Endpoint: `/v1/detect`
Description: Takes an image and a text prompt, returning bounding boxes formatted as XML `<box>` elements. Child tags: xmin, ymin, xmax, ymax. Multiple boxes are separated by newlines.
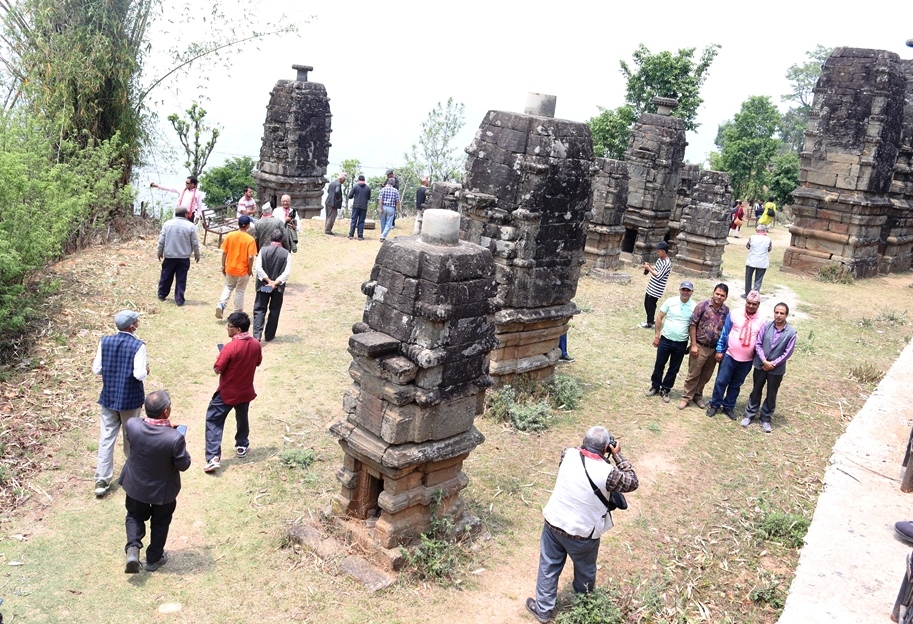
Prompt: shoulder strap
<box><xmin>579</xmin><ymin>451</ymin><xmax>611</xmax><ymax>509</ymax></box>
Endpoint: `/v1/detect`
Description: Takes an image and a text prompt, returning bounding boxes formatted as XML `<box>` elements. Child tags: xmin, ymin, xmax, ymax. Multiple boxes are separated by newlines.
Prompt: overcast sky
<box><xmin>139</xmin><ymin>0</ymin><xmax>913</xmax><ymax>200</ymax></box>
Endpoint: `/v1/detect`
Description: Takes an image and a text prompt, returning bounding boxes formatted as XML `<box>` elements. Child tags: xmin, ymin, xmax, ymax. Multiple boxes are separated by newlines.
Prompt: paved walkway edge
<box><xmin>779</xmin><ymin>337</ymin><xmax>913</xmax><ymax>623</ymax></box>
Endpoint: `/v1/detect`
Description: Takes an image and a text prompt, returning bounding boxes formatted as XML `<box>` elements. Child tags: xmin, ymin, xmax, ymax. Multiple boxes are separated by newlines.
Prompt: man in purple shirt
<box><xmin>679</xmin><ymin>284</ymin><xmax>729</xmax><ymax>410</ymax></box>
<box><xmin>742</xmin><ymin>302</ymin><xmax>798</xmax><ymax>433</ymax></box>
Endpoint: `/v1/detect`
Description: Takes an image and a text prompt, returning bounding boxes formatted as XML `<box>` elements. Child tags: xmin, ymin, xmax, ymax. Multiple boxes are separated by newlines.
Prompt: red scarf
<box><xmin>145</xmin><ymin>417</ymin><xmax>174</xmax><ymax>428</ymax></box>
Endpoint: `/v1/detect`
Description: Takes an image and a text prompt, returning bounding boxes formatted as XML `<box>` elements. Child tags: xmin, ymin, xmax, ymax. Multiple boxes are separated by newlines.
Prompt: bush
<box><xmin>508</xmin><ymin>401</ymin><xmax>552</xmax><ymax>432</ymax></box>
<box><xmin>278</xmin><ymin>449</ymin><xmax>315</xmax><ymax>469</ymax></box>
<box><xmin>749</xmin><ymin>582</ymin><xmax>786</xmax><ymax>609</ymax></box>
<box><xmin>556</xmin><ymin>588</ymin><xmax>624</xmax><ymax>624</ymax></box>
<box><xmin>402</xmin><ymin>490</ymin><xmax>469</xmax><ymax>583</ymax></box>
<box><xmin>849</xmin><ymin>363</ymin><xmax>885</xmax><ymax>385</ymax></box>
<box><xmin>816</xmin><ymin>264</ymin><xmax>854</xmax><ymax>284</ymax></box>
<box><xmin>546</xmin><ymin>374</ymin><xmax>585</xmax><ymax>410</ymax></box>
<box><xmin>485</xmin><ymin>374</ymin><xmax>585</xmax><ymax>432</ymax></box>
<box><xmin>755</xmin><ymin>510</ymin><xmax>810</xmax><ymax>549</ymax></box>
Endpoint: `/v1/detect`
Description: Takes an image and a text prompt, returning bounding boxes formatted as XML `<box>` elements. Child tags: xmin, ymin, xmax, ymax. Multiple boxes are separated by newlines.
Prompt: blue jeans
<box><xmin>559</xmin><ymin>334</ymin><xmax>569</xmax><ymax>358</ymax></box>
<box><xmin>534</xmin><ymin>523</ymin><xmax>601</xmax><ymax>615</ymax></box>
<box><xmin>348</xmin><ymin>208</ymin><xmax>366</xmax><ymax>238</ymax></box>
<box><xmin>204</xmin><ymin>390</ymin><xmax>250</xmax><ymax>461</ymax></box>
<box><xmin>650</xmin><ymin>336</ymin><xmax>688</xmax><ymax>391</ymax></box>
<box><xmin>709</xmin><ymin>354</ymin><xmax>753</xmax><ymax>409</ymax></box>
<box><xmin>379</xmin><ymin>206</ymin><xmax>395</xmax><ymax>239</ymax></box>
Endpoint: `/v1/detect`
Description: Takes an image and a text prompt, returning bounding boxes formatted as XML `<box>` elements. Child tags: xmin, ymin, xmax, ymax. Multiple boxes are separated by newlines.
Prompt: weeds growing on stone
<box><xmin>816</xmin><ymin>264</ymin><xmax>854</xmax><ymax>284</ymax></box>
<box><xmin>402</xmin><ymin>490</ymin><xmax>470</xmax><ymax>584</ymax></box>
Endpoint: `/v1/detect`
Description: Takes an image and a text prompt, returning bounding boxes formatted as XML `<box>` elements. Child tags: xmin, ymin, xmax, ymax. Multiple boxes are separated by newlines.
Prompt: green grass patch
<box><xmin>278</xmin><ymin>448</ymin><xmax>315</xmax><ymax>469</ymax></box>
<box><xmin>755</xmin><ymin>510</ymin><xmax>810</xmax><ymax>548</ymax></box>
<box><xmin>556</xmin><ymin>587</ymin><xmax>624</xmax><ymax>624</ymax></box>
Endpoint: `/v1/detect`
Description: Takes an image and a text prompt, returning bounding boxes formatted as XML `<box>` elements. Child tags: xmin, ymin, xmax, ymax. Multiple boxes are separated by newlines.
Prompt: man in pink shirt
<box><xmin>151</xmin><ymin>176</ymin><xmax>205</xmax><ymax>221</ymax></box>
<box><xmin>706</xmin><ymin>291</ymin><xmax>764</xmax><ymax>420</ymax></box>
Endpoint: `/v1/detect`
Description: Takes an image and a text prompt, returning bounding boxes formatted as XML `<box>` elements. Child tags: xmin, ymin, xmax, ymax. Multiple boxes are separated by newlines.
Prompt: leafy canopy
<box><xmin>199</xmin><ymin>156</ymin><xmax>256</xmax><ymax>206</ymax></box>
<box><xmin>711</xmin><ymin>96</ymin><xmax>782</xmax><ymax>202</ymax></box>
<box><xmin>403</xmin><ymin>98</ymin><xmax>466</xmax><ymax>184</ymax></box>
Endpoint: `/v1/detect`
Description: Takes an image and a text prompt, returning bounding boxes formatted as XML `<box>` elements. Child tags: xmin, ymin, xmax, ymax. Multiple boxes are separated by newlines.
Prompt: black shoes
<box><xmin>706</xmin><ymin>406</ymin><xmax>718</xmax><ymax>417</ymax></box>
<box><xmin>145</xmin><ymin>551</ymin><xmax>168</xmax><ymax>572</ymax></box>
<box><xmin>646</xmin><ymin>387</ymin><xmax>659</xmax><ymax>397</ymax></box>
<box><xmin>525</xmin><ymin>598</ymin><xmax>552</xmax><ymax>623</ymax></box>
<box><xmin>723</xmin><ymin>407</ymin><xmax>737</xmax><ymax>421</ymax></box>
<box><xmin>125</xmin><ymin>546</ymin><xmax>140</xmax><ymax>573</ymax></box>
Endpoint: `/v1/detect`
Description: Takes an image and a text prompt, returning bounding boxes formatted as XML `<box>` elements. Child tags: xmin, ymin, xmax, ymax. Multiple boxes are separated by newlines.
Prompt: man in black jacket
<box><xmin>253</xmin><ymin>228</ymin><xmax>292</xmax><ymax>342</ymax></box>
<box><xmin>347</xmin><ymin>175</ymin><xmax>371</xmax><ymax>240</ymax></box>
<box><xmin>119</xmin><ymin>390</ymin><xmax>191</xmax><ymax>573</ymax></box>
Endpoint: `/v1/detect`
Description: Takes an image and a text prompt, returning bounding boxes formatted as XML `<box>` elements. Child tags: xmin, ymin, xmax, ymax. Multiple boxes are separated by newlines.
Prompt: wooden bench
<box><xmin>199</xmin><ymin>204</ymin><xmax>238</xmax><ymax>246</ymax></box>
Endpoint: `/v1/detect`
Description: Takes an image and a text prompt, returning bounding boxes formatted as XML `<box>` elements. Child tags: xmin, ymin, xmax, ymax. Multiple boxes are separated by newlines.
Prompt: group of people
<box><xmin>728</xmin><ymin>197</ymin><xmax>778</xmax><ymax>238</ymax></box>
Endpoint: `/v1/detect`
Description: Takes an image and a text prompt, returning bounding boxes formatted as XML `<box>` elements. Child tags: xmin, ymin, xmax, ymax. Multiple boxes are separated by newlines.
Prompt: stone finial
<box><xmin>652</xmin><ymin>97</ymin><xmax>679</xmax><ymax>116</ymax></box>
<box><xmin>524</xmin><ymin>93</ymin><xmax>557</xmax><ymax>118</ymax></box>
<box><xmin>293</xmin><ymin>64</ymin><xmax>314</xmax><ymax>82</ymax></box>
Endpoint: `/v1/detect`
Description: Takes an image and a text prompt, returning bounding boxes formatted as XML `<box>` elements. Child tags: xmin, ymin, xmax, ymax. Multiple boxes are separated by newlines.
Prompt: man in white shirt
<box><xmin>236</xmin><ymin>186</ymin><xmax>257</xmax><ymax>219</ymax></box>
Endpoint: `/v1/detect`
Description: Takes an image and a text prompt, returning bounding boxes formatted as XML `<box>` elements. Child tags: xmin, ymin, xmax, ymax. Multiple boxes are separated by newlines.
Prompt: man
<box><xmin>251</xmin><ymin>204</ymin><xmax>291</xmax><ymax>253</ymax></box>
<box><xmin>745</xmin><ymin>224</ymin><xmax>773</xmax><ymax>297</ymax></box>
<box><xmin>526</xmin><ymin>426</ymin><xmax>638</xmax><ymax>623</ymax></box>
<box><xmin>119</xmin><ymin>390</ymin><xmax>191</xmax><ymax>573</ymax></box>
<box><xmin>151</xmin><ymin>176</ymin><xmax>204</xmax><ymax>221</ymax></box>
<box><xmin>274</xmin><ymin>193</ymin><xmax>293</xmax><ymax>224</ymax></box>
<box><xmin>759</xmin><ymin>196</ymin><xmax>777</xmax><ymax>228</ymax></box>
<box><xmin>385</xmin><ymin>169</ymin><xmax>400</xmax><ymax>227</ymax></box>
<box><xmin>236</xmin><ymin>186</ymin><xmax>257</xmax><ymax>219</ymax></box>
<box><xmin>413</xmin><ymin>177</ymin><xmax>429</xmax><ymax>235</ymax></box>
<box><xmin>204</xmin><ymin>312</ymin><xmax>261</xmax><ymax>473</ymax></box>
<box><xmin>640</xmin><ymin>241</ymin><xmax>672</xmax><ymax>329</ymax></box>
<box><xmin>215</xmin><ymin>215</ymin><xmax>257</xmax><ymax>319</ymax></box>
<box><xmin>378</xmin><ymin>177</ymin><xmax>400</xmax><ymax>242</ymax></box>
<box><xmin>253</xmin><ymin>228</ymin><xmax>292</xmax><ymax>342</ymax></box>
<box><xmin>646</xmin><ymin>281</ymin><xmax>695</xmax><ymax>403</ymax></box>
<box><xmin>347</xmin><ymin>175</ymin><xmax>371</xmax><ymax>240</ymax></box>
<box><xmin>92</xmin><ymin>310</ymin><xmax>148</xmax><ymax>497</ymax></box>
<box><xmin>706</xmin><ymin>291</ymin><xmax>764</xmax><ymax>420</ymax></box>
<box><xmin>157</xmin><ymin>207</ymin><xmax>200</xmax><ymax>306</ymax></box>
<box><xmin>678</xmin><ymin>284</ymin><xmax>730</xmax><ymax>410</ymax></box>
<box><xmin>324</xmin><ymin>173</ymin><xmax>346</xmax><ymax>235</ymax></box>
<box><xmin>742</xmin><ymin>303</ymin><xmax>797</xmax><ymax>433</ymax></box>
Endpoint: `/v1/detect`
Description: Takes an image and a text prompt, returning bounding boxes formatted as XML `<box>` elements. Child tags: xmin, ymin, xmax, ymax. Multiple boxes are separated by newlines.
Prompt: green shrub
<box><xmin>486</xmin><ymin>386</ymin><xmax>516</xmax><ymax>423</ymax></box>
<box><xmin>755</xmin><ymin>510</ymin><xmax>810</xmax><ymax>548</ymax></box>
<box><xmin>485</xmin><ymin>374</ymin><xmax>584</xmax><ymax>432</ymax></box>
<box><xmin>509</xmin><ymin>401</ymin><xmax>552</xmax><ymax>432</ymax></box>
<box><xmin>278</xmin><ymin>449</ymin><xmax>315</xmax><ymax>469</ymax></box>
<box><xmin>556</xmin><ymin>588</ymin><xmax>624</xmax><ymax>624</ymax></box>
<box><xmin>815</xmin><ymin>264</ymin><xmax>854</xmax><ymax>284</ymax></box>
<box><xmin>402</xmin><ymin>490</ymin><xmax>468</xmax><ymax>583</ymax></box>
<box><xmin>749</xmin><ymin>582</ymin><xmax>786</xmax><ymax>609</ymax></box>
<box><xmin>546</xmin><ymin>374</ymin><xmax>584</xmax><ymax>410</ymax></box>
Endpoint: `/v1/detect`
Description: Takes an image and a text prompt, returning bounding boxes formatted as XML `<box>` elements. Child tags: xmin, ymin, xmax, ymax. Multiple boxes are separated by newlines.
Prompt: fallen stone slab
<box><xmin>339</xmin><ymin>555</ymin><xmax>395</xmax><ymax>592</ymax></box>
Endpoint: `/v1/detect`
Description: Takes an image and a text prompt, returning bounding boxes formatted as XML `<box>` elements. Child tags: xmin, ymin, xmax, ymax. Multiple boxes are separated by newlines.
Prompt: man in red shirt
<box><xmin>204</xmin><ymin>311</ymin><xmax>262</xmax><ymax>473</ymax></box>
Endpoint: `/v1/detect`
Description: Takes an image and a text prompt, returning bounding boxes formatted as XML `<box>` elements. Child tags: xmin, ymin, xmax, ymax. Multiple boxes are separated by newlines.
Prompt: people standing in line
<box><xmin>92</xmin><ymin>310</ymin><xmax>148</xmax><ymax>497</ymax></box>
<box><xmin>678</xmin><ymin>284</ymin><xmax>730</xmax><ymax>410</ymax></box>
<box><xmin>742</xmin><ymin>303</ymin><xmax>797</xmax><ymax>433</ymax></box>
<box><xmin>525</xmin><ymin>426</ymin><xmax>638</xmax><ymax>623</ymax></box>
<box><xmin>706</xmin><ymin>291</ymin><xmax>764</xmax><ymax>420</ymax></box>
<box><xmin>252</xmin><ymin>228</ymin><xmax>292</xmax><ymax>343</ymax></box>
<box><xmin>215</xmin><ymin>215</ymin><xmax>257</xmax><ymax>319</ymax></box>
<box><xmin>157</xmin><ymin>207</ymin><xmax>200</xmax><ymax>306</ymax></box>
<box><xmin>150</xmin><ymin>176</ymin><xmax>204</xmax><ymax>222</ymax></box>
<box><xmin>729</xmin><ymin>200</ymin><xmax>745</xmax><ymax>237</ymax></box>
<box><xmin>347</xmin><ymin>175</ymin><xmax>371</xmax><ymax>240</ymax></box>
<box><xmin>251</xmin><ymin>203</ymin><xmax>291</xmax><ymax>253</ymax></box>
<box><xmin>120</xmin><ymin>390</ymin><xmax>191</xmax><ymax>573</ymax></box>
<box><xmin>236</xmin><ymin>186</ymin><xmax>257</xmax><ymax>219</ymax></box>
<box><xmin>413</xmin><ymin>177</ymin><xmax>429</xmax><ymax>235</ymax></box>
<box><xmin>759</xmin><ymin>196</ymin><xmax>777</xmax><ymax>228</ymax></box>
<box><xmin>646</xmin><ymin>281</ymin><xmax>696</xmax><ymax>403</ymax></box>
<box><xmin>324</xmin><ymin>173</ymin><xmax>346</xmax><ymax>236</ymax></box>
<box><xmin>640</xmin><ymin>241</ymin><xmax>672</xmax><ymax>329</ymax></box>
<box><xmin>745</xmin><ymin>224</ymin><xmax>773</xmax><ymax>297</ymax></box>
<box><xmin>378</xmin><ymin>178</ymin><xmax>401</xmax><ymax>242</ymax></box>
<box><xmin>203</xmin><ymin>312</ymin><xmax>261</xmax><ymax>473</ymax></box>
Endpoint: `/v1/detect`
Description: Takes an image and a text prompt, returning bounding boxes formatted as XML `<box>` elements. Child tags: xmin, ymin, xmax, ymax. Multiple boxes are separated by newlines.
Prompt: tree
<box><xmin>199</xmin><ymin>156</ymin><xmax>256</xmax><ymax>206</ymax></box>
<box><xmin>779</xmin><ymin>46</ymin><xmax>834</xmax><ymax>153</ymax></box>
<box><xmin>768</xmin><ymin>152</ymin><xmax>800</xmax><ymax>207</ymax></box>
<box><xmin>589</xmin><ymin>43</ymin><xmax>720</xmax><ymax>159</ymax></box>
<box><xmin>338</xmin><ymin>158</ymin><xmax>361</xmax><ymax>215</ymax></box>
<box><xmin>403</xmin><ymin>98</ymin><xmax>466</xmax><ymax>184</ymax></box>
<box><xmin>712</xmin><ymin>96</ymin><xmax>782</xmax><ymax>201</ymax></box>
<box><xmin>168</xmin><ymin>102</ymin><xmax>220</xmax><ymax>178</ymax></box>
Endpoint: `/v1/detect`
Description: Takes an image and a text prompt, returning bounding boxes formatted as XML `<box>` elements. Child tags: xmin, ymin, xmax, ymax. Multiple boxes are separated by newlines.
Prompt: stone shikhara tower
<box><xmin>330</xmin><ymin>210</ymin><xmax>498</xmax><ymax>552</ymax></box>
<box><xmin>256</xmin><ymin>65</ymin><xmax>331</xmax><ymax>222</ymax></box>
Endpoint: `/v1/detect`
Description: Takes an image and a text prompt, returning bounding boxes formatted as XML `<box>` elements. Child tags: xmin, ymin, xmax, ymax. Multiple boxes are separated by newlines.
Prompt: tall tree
<box><xmin>168</xmin><ymin>102</ymin><xmax>220</xmax><ymax>178</ymax></box>
<box><xmin>403</xmin><ymin>98</ymin><xmax>466</xmax><ymax>184</ymax></box>
<box><xmin>768</xmin><ymin>151</ymin><xmax>800</xmax><ymax>207</ymax></box>
<box><xmin>199</xmin><ymin>156</ymin><xmax>256</xmax><ymax>206</ymax></box>
<box><xmin>338</xmin><ymin>158</ymin><xmax>361</xmax><ymax>215</ymax></box>
<box><xmin>711</xmin><ymin>96</ymin><xmax>782</xmax><ymax>202</ymax></box>
<box><xmin>589</xmin><ymin>43</ymin><xmax>720</xmax><ymax>159</ymax></box>
<box><xmin>780</xmin><ymin>45</ymin><xmax>833</xmax><ymax>153</ymax></box>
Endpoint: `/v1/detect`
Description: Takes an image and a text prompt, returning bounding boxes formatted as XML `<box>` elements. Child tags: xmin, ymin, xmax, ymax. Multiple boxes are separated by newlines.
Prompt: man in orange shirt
<box><xmin>215</xmin><ymin>215</ymin><xmax>257</xmax><ymax>319</ymax></box>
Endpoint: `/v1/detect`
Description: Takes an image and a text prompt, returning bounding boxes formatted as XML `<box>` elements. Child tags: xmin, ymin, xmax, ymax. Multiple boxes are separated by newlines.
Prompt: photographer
<box><xmin>526</xmin><ymin>426</ymin><xmax>638</xmax><ymax>623</ymax></box>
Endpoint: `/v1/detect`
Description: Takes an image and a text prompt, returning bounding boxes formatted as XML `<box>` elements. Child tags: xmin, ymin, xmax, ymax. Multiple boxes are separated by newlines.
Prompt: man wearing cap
<box><xmin>646</xmin><ymin>281</ymin><xmax>696</xmax><ymax>403</ymax></box>
<box><xmin>251</xmin><ymin>203</ymin><xmax>291</xmax><ymax>253</ymax></box>
<box><xmin>215</xmin><ymin>215</ymin><xmax>257</xmax><ymax>319</ymax></box>
<box><xmin>347</xmin><ymin>175</ymin><xmax>371</xmax><ymax>240</ymax></box>
<box><xmin>706</xmin><ymin>291</ymin><xmax>764</xmax><ymax>420</ymax></box>
<box><xmin>742</xmin><ymin>302</ymin><xmax>797</xmax><ymax>433</ymax></box>
<box><xmin>413</xmin><ymin>177</ymin><xmax>429</xmax><ymax>235</ymax></box>
<box><xmin>236</xmin><ymin>186</ymin><xmax>257</xmax><ymax>219</ymax></box>
<box><xmin>91</xmin><ymin>310</ymin><xmax>148</xmax><ymax>497</ymax></box>
<box><xmin>378</xmin><ymin>178</ymin><xmax>401</xmax><ymax>242</ymax></box>
<box><xmin>157</xmin><ymin>207</ymin><xmax>201</xmax><ymax>306</ymax></box>
<box><xmin>324</xmin><ymin>173</ymin><xmax>346</xmax><ymax>235</ymax></box>
<box><xmin>640</xmin><ymin>242</ymin><xmax>672</xmax><ymax>329</ymax></box>
<box><xmin>744</xmin><ymin>225</ymin><xmax>773</xmax><ymax>297</ymax></box>
<box><xmin>679</xmin><ymin>283</ymin><xmax>730</xmax><ymax>410</ymax></box>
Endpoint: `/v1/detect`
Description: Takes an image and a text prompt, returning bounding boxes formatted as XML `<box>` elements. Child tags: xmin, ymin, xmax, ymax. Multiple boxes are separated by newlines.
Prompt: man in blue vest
<box><xmin>742</xmin><ymin>302</ymin><xmax>798</xmax><ymax>433</ymax></box>
<box><xmin>92</xmin><ymin>310</ymin><xmax>148</xmax><ymax>497</ymax></box>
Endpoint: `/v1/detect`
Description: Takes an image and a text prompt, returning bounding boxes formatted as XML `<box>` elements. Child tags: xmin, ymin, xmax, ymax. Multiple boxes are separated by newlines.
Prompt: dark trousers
<box><xmin>349</xmin><ymin>208</ymin><xmax>367</xmax><ymax>238</ymax></box>
<box><xmin>744</xmin><ymin>368</ymin><xmax>784</xmax><ymax>423</ymax></box>
<box><xmin>644</xmin><ymin>294</ymin><xmax>659</xmax><ymax>324</ymax></box>
<box><xmin>650</xmin><ymin>336</ymin><xmax>688</xmax><ymax>391</ymax></box>
<box><xmin>710</xmin><ymin>354</ymin><xmax>754</xmax><ymax>409</ymax></box>
<box><xmin>325</xmin><ymin>207</ymin><xmax>338</xmax><ymax>233</ymax></box>
<box><xmin>253</xmin><ymin>283</ymin><xmax>284</xmax><ymax>341</ymax></box>
<box><xmin>158</xmin><ymin>257</ymin><xmax>190</xmax><ymax>305</ymax></box>
<box><xmin>125</xmin><ymin>494</ymin><xmax>176</xmax><ymax>565</ymax></box>
<box><xmin>204</xmin><ymin>390</ymin><xmax>250</xmax><ymax>461</ymax></box>
<box><xmin>745</xmin><ymin>266</ymin><xmax>767</xmax><ymax>295</ymax></box>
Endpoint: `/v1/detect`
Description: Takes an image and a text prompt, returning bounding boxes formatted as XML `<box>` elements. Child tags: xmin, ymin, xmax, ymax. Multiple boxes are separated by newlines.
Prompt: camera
<box><xmin>607</xmin><ymin>434</ymin><xmax>617</xmax><ymax>450</ymax></box>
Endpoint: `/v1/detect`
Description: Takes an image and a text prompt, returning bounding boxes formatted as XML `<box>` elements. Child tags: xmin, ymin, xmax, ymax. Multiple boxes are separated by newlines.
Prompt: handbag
<box><xmin>733</xmin><ymin>218</ymin><xmax>743</xmax><ymax>227</ymax></box>
<box><xmin>579</xmin><ymin>452</ymin><xmax>628</xmax><ymax>512</ymax></box>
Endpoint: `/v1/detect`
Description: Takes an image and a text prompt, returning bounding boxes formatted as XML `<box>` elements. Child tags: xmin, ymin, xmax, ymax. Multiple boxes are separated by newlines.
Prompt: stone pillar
<box><xmin>460</xmin><ymin>108</ymin><xmax>594</xmax><ymax>386</ymax></box>
<box><xmin>329</xmin><ymin>210</ymin><xmax>498</xmax><ymax>551</ymax></box>
<box><xmin>881</xmin><ymin>59</ymin><xmax>913</xmax><ymax>274</ymax></box>
<box><xmin>256</xmin><ymin>64</ymin><xmax>332</xmax><ymax>223</ymax></box>
<box><xmin>584</xmin><ymin>158</ymin><xmax>630</xmax><ymax>271</ymax></box>
<box><xmin>621</xmin><ymin>97</ymin><xmax>688</xmax><ymax>266</ymax></box>
<box><xmin>782</xmin><ymin>48</ymin><xmax>906</xmax><ymax>278</ymax></box>
<box><xmin>674</xmin><ymin>170</ymin><xmax>733</xmax><ymax>278</ymax></box>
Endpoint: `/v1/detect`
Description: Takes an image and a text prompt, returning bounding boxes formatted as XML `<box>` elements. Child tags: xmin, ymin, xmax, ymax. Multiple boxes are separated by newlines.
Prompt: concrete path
<box><xmin>779</xmin><ymin>337</ymin><xmax>913</xmax><ymax>623</ymax></box>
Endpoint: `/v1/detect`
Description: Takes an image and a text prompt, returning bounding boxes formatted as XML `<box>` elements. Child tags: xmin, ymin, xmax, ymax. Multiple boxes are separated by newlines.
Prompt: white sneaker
<box><xmin>236</xmin><ymin>445</ymin><xmax>248</xmax><ymax>458</ymax></box>
<box><xmin>204</xmin><ymin>457</ymin><xmax>221</xmax><ymax>473</ymax></box>
<box><xmin>215</xmin><ymin>302</ymin><xmax>225</xmax><ymax>319</ymax></box>
<box><xmin>94</xmin><ymin>480</ymin><xmax>110</xmax><ymax>497</ymax></box>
